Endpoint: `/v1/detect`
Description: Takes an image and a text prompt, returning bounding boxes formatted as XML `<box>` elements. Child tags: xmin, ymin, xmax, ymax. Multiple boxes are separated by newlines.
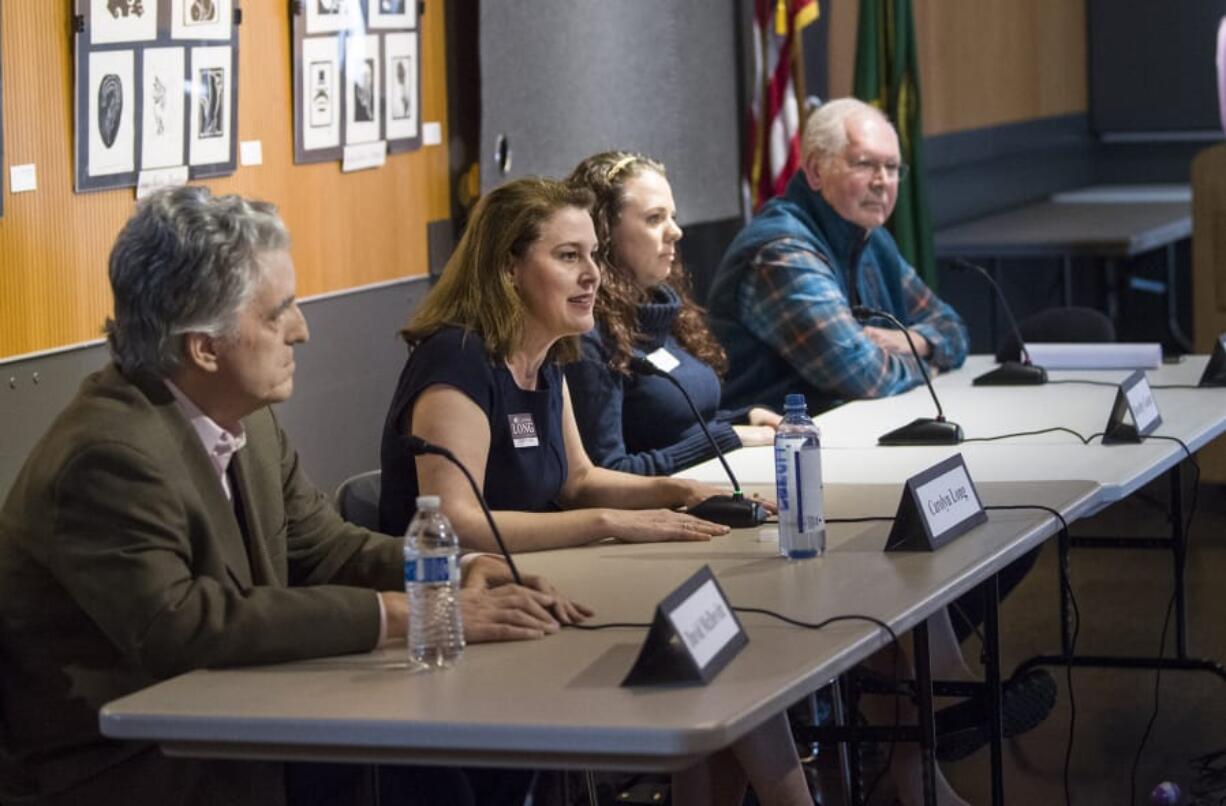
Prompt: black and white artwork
<box><xmin>91</xmin><ymin>0</ymin><xmax>158</xmax><ymax>45</ymax></box>
<box><xmin>172</xmin><ymin>0</ymin><xmax>233</xmax><ymax>41</ymax></box>
<box><xmin>141</xmin><ymin>47</ymin><xmax>186</xmax><ymax>169</ymax></box>
<box><xmin>87</xmin><ymin>49</ymin><xmax>136</xmax><ymax>176</ymax></box>
<box><xmin>306</xmin><ymin>0</ymin><xmax>357</xmax><ymax>35</ymax></box>
<box><xmin>344</xmin><ymin>34</ymin><xmax>380</xmax><ymax>144</ymax></box>
<box><xmin>368</xmin><ymin>0</ymin><xmax>416</xmax><ymax>31</ymax></box>
<box><xmin>384</xmin><ymin>32</ymin><xmax>418</xmax><ymax>140</ymax></box>
<box><xmin>189</xmin><ymin>46</ymin><xmax>231</xmax><ymax>165</ymax></box>
<box><xmin>301</xmin><ymin>35</ymin><xmax>340</xmax><ymax>151</ymax></box>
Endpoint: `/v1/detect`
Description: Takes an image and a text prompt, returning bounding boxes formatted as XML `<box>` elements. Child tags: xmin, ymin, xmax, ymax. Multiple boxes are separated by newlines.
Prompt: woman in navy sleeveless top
<box><xmin>379</xmin><ymin>177</ymin><xmax>729</xmax><ymax>552</ymax></box>
<box><xmin>564</xmin><ymin>151</ymin><xmax>783</xmax><ymax>476</ymax></box>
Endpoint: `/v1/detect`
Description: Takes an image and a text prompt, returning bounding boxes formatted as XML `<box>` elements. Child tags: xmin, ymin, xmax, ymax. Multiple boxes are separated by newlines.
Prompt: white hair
<box><xmin>801</xmin><ymin>98</ymin><xmax>894</xmax><ymax>165</ymax></box>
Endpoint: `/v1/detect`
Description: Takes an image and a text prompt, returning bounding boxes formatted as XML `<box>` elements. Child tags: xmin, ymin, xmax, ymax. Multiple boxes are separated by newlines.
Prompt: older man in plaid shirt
<box><xmin>709</xmin><ymin>98</ymin><xmax>968</xmax><ymax>412</ymax></box>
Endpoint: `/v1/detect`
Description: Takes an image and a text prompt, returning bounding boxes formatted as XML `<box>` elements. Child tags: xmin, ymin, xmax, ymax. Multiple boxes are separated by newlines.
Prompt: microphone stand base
<box><xmin>973</xmin><ymin>362</ymin><xmax>1048</xmax><ymax>386</ymax></box>
<box><xmin>878</xmin><ymin>418</ymin><xmax>964</xmax><ymax>446</ymax></box>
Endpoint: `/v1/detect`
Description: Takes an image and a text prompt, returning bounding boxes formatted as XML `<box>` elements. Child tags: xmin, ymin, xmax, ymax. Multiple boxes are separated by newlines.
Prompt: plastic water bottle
<box><xmin>774</xmin><ymin>394</ymin><xmax>826</xmax><ymax>559</ymax></box>
<box><xmin>404</xmin><ymin>496</ymin><xmax>464</xmax><ymax>667</ymax></box>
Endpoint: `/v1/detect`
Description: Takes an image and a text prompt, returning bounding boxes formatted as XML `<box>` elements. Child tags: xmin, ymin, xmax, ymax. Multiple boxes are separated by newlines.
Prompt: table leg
<box><xmin>913</xmin><ymin>621</ymin><xmax>937</xmax><ymax>806</ymax></box>
<box><xmin>1164</xmin><ymin>243</ymin><xmax>1194</xmax><ymax>353</ymax></box>
<box><xmin>1062</xmin><ymin>255</ymin><xmax>1074</xmax><ymax>307</ymax></box>
<box><xmin>984</xmin><ymin>574</ymin><xmax>1005</xmax><ymax>805</ymax></box>
<box><xmin>1170</xmin><ymin>461</ymin><xmax>1189</xmax><ymax>658</ymax></box>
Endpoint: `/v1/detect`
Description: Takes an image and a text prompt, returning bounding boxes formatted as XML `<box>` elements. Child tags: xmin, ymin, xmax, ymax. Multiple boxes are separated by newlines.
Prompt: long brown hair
<box><xmin>567</xmin><ymin>151</ymin><xmax>728</xmax><ymax>375</ymax></box>
<box><xmin>401</xmin><ymin>177</ymin><xmax>595</xmax><ymax>363</ymax></box>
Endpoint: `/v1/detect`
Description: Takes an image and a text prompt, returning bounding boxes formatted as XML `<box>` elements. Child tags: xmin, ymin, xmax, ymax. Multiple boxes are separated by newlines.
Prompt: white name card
<box><xmin>135</xmin><ymin>166</ymin><xmax>189</xmax><ymax>199</ymax></box>
<box><xmin>886</xmin><ymin>454</ymin><xmax>987</xmax><ymax>552</ymax></box>
<box><xmin>645</xmin><ymin>347</ymin><xmax>680</xmax><ymax>374</ymax></box>
<box><xmin>914</xmin><ymin>464</ymin><xmax>978</xmax><ymax>537</ymax></box>
<box><xmin>622</xmin><ymin>566</ymin><xmax>747</xmax><ymax>686</ymax></box>
<box><xmin>1104</xmin><ymin>369</ymin><xmax>1163</xmax><ymax>443</ymax></box>
<box><xmin>1026</xmin><ymin>342</ymin><xmax>1162</xmax><ymax>370</ymax></box>
<box><xmin>10</xmin><ymin>164</ymin><xmax>37</xmax><ymax>193</ymax></box>
<box><xmin>342</xmin><ymin>140</ymin><xmax>388</xmax><ymax>172</ymax></box>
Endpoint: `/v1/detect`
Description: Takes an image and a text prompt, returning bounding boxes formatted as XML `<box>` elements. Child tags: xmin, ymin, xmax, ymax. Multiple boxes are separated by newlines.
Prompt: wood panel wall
<box><xmin>0</xmin><ymin>1</ymin><xmax>449</xmax><ymax>361</ymax></box>
<box><xmin>825</xmin><ymin>0</ymin><xmax>1087</xmax><ymax>136</ymax></box>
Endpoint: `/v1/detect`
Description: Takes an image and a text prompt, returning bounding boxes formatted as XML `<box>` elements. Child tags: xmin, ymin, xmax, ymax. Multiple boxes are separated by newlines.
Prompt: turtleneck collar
<box><xmin>635</xmin><ymin>283</ymin><xmax>682</xmax><ymax>341</ymax></box>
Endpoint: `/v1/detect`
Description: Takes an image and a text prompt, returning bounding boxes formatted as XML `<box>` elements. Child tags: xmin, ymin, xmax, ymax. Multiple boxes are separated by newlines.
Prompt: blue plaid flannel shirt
<box><xmin>737</xmin><ymin>237</ymin><xmax>968</xmax><ymax>399</ymax></box>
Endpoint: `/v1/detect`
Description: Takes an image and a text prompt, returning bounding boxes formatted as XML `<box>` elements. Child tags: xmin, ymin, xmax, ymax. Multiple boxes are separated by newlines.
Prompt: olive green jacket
<box><xmin>0</xmin><ymin>364</ymin><xmax>402</xmax><ymax>804</ymax></box>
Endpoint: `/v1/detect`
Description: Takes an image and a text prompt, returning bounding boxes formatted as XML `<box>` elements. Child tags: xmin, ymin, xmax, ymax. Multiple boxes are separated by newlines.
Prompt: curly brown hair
<box><xmin>567</xmin><ymin>151</ymin><xmax>728</xmax><ymax>376</ymax></box>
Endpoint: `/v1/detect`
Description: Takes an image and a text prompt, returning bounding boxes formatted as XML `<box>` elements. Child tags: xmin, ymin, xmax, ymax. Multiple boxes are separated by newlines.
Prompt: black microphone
<box><xmin>627</xmin><ymin>356</ymin><xmax>768</xmax><ymax>528</ymax></box>
<box><xmin>951</xmin><ymin>258</ymin><xmax>1047</xmax><ymax>386</ymax></box>
<box><xmin>851</xmin><ymin>306</ymin><xmax>963</xmax><ymax>445</ymax></box>
<box><xmin>406</xmin><ymin>435</ymin><xmax>523</xmax><ymax>586</ymax></box>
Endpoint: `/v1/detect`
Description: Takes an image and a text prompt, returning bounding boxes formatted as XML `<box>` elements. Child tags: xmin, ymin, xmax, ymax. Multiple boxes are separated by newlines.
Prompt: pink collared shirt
<box><xmin>165</xmin><ymin>380</ymin><xmax>391</xmax><ymax>644</ymax></box>
<box><xmin>165</xmin><ymin>380</ymin><xmax>247</xmax><ymax>500</ymax></box>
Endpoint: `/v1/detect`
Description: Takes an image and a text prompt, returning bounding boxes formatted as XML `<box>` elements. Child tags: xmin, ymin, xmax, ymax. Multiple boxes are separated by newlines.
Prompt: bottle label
<box><xmin>774</xmin><ymin>436</ymin><xmax>806</xmax><ymax>516</ymax></box>
<box><xmin>405</xmin><ymin>554</ymin><xmax>458</xmax><ymax>584</ymax></box>
<box><xmin>794</xmin><ymin>444</ymin><xmax>824</xmax><ymax>534</ymax></box>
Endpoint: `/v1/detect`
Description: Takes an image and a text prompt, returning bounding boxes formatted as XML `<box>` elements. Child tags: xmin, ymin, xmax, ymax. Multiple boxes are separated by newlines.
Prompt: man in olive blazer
<box><xmin>0</xmin><ymin>187</ymin><xmax>570</xmax><ymax>805</ymax></box>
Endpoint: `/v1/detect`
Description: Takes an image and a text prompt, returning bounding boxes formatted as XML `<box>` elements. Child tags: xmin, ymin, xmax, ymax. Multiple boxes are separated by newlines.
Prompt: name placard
<box><xmin>1199</xmin><ymin>334</ymin><xmax>1226</xmax><ymax>387</ymax></box>
<box><xmin>885</xmin><ymin>453</ymin><xmax>987</xmax><ymax>552</ymax></box>
<box><xmin>622</xmin><ymin>566</ymin><xmax>747</xmax><ymax>687</ymax></box>
<box><xmin>1103</xmin><ymin>370</ymin><xmax>1162</xmax><ymax>444</ymax></box>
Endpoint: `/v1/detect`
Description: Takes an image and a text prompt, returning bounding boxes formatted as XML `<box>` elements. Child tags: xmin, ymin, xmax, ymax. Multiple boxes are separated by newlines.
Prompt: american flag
<box><xmin>745</xmin><ymin>0</ymin><xmax>819</xmax><ymax>213</ymax></box>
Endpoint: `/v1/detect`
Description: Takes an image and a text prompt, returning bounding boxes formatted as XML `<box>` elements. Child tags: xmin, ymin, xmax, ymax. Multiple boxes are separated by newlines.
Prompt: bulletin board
<box><xmin>0</xmin><ymin>1</ymin><xmax>449</xmax><ymax>361</ymax></box>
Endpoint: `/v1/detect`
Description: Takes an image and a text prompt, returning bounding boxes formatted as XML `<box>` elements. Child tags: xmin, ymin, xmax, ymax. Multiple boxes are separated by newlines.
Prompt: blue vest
<box><xmin>708</xmin><ymin>172</ymin><xmax>909</xmax><ymax>411</ymax></box>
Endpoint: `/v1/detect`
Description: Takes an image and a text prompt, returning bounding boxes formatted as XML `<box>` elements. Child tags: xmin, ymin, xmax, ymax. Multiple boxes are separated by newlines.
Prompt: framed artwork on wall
<box><xmin>73</xmin><ymin>0</ymin><xmax>241</xmax><ymax>192</ymax></box>
<box><xmin>292</xmin><ymin>0</ymin><xmax>420</xmax><ymax>165</ymax></box>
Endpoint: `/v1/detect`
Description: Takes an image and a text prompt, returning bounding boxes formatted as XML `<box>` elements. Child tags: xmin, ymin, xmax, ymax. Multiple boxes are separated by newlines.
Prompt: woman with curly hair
<box><xmin>565</xmin><ymin>152</ymin><xmax>781</xmax><ymax>476</ymax></box>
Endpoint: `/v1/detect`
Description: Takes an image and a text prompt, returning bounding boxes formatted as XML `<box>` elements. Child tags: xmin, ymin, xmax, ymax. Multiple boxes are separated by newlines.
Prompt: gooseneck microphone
<box><xmin>851</xmin><ymin>306</ymin><xmax>963</xmax><ymax>445</ymax></box>
<box><xmin>406</xmin><ymin>435</ymin><xmax>523</xmax><ymax>586</ymax></box>
<box><xmin>951</xmin><ymin>258</ymin><xmax>1048</xmax><ymax>386</ymax></box>
<box><xmin>627</xmin><ymin>356</ymin><xmax>768</xmax><ymax>528</ymax></box>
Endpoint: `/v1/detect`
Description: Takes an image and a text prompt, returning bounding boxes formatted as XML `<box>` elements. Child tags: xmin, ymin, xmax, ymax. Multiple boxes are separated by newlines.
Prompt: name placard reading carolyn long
<box><xmin>621</xmin><ymin>565</ymin><xmax>747</xmax><ymax>687</ymax></box>
<box><xmin>1103</xmin><ymin>369</ymin><xmax>1162</xmax><ymax>444</ymax></box>
<box><xmin>885</xmin><ymin>453</ymin><xmax>987</xmax><ymax>552</ymax></box>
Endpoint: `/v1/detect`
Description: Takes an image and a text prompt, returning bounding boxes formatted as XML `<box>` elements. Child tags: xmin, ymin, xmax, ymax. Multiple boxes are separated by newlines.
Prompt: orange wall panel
<box><xmin>0</xmin><ymin>1</ymin><xmax>450</xmax><ymax>360</ymax></box>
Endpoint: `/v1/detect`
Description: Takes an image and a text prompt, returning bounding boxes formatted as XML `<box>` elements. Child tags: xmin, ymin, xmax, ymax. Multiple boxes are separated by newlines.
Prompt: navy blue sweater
<box><xmin>565</xmin><ymin>285</ymin><xmax>749</xmax><ymax>476</ymax></box>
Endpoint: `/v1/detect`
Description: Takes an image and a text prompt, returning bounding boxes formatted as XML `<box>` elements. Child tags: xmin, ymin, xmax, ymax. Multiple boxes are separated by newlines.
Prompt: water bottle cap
<box><xmin>415</xmin><ymin>495</ymin><xmax>441</xmax><ymax>510</ymax></box>
<box><xmin>784</xmin><ymin>393</ymin><xmax>807</xmax><ymax>411</ymax></box>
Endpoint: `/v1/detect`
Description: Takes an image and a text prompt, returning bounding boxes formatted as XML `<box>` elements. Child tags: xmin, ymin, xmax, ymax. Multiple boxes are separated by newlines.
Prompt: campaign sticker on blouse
<box><xmin>646</xmin><ymin>347</ymin><xmax>681</xmax><ymax>374</ymax></box>
<box><xmin>508</xmin><ymin>413</ymin><xmax>539</xmax><ymax>448</ymax></box>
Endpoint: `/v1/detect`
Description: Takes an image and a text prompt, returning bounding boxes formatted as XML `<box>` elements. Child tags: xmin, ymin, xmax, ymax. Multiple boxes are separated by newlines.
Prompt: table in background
<box><xmin>101</xmin><ymin>481</ymin><xmax>1095</xmax><ymax>806</ymax></box>
<box><xmin>934</xmin><ymin>185</ymin><xmax>1192</xmax><ymax>350</ymax></box>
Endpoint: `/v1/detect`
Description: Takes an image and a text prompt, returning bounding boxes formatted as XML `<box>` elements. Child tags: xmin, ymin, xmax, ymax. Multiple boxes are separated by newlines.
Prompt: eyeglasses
<box><xmin>842</xmin><ymin>156</ymin><xmax>909</xmax><ymax>182</ymax></box>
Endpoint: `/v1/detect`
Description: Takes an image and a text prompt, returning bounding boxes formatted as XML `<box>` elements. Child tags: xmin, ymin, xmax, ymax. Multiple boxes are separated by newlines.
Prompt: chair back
<box><xmin>334</xmin><ymin>469</ymin><xmax>382</xmax><ymax>531</ymax></box>
<box><xmin>995</xmin><ymin>306</ymin><xmax>1116</xmax><ymax>363</ymax></box>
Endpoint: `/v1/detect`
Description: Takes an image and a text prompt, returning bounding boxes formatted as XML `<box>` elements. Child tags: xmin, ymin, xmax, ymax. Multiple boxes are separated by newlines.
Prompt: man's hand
<box><xmin>863</xmin><ymin>325</ymin><xmax>931</xmax><ymax>358</ymax></box>
<box><xmin>462</xmin><ymin>554</ymin><xmax>593</xmax><ymax>626</ymax></box>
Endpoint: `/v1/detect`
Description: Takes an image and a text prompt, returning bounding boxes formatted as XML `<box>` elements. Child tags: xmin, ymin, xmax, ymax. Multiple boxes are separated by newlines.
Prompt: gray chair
<box><xmin>995</xmin><ymin>305</ymin><xmax>1116</xmax><ymax>363</ymax></box>
<box><xmin>334</xmin><ymin>469</ymin><xmax>382</xmax><ymax>531</ymax></box>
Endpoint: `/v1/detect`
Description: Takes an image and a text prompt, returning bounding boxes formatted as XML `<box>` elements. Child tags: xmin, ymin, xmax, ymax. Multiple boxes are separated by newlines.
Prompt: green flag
<box><xmin>853</xmin><ymin>0</ymin><xmax>935</xmax><ymax>287</ymax></box>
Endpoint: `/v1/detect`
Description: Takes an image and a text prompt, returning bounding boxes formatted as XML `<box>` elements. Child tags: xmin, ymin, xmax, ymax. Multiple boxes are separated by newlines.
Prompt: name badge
<box><xmin>508</xmin><ymin>413</ymin><xmax>539</xmax><ymax>448</ymax></box>
<box><xmin>645</xmin><ymin>347</ymin><xmax>681</xmax><ymax>374</ymax></box>
<box><xmin>1104</xmin><ymin>370</ymin><xmax>1162</xmax><ymax>444</ymax></box>
<box><xmin>885</xmin><ymin>453</ymin><xmax>987</xmax><ymax>552</ymax></box>
<box><xmin>622</xmin><ymin>565</ymin><xmax>747</xmax><ymax>687</ymax></box>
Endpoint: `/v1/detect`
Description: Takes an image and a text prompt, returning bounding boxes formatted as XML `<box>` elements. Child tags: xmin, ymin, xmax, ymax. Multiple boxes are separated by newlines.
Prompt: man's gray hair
<box><xmin>801</xmin><ymin>98</ymin><xmax>893</xmax><ymax>165</ymax></box>
<box><xmin>104</xmin><ymin>185</ymin><xmax>290</xmax><ymax>376</ymax></box>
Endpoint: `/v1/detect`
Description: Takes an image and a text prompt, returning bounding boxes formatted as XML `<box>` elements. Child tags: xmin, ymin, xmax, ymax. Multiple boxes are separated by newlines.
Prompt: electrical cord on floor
<box><xmin>983</xmin><ymin>503</ymin><xmax>1078</xmax><ymax>806</ymax></box>
<box><xmin>1129</xmin><ymin>435</ymin><xmax>1200</xmax><ymax>806</ymax></box>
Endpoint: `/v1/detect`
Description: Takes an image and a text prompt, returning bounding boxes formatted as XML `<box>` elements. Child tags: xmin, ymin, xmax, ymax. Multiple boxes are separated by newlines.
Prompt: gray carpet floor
<box><xmin>941</xmin><ymin>477</ymin><xmax>1226</xmax><ymax>805</ymax></box>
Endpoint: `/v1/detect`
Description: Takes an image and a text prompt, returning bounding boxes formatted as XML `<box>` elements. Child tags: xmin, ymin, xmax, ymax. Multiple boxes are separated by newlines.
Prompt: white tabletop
<box><xmin>681</xmin><ymin>355</ymin><xmax>1226</xmax><ymax>512</ymax></box>
<box><xmin>99</xmin><ymin>480</ymin><xmax>1096</xmax><ymax>772</ymax></box>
